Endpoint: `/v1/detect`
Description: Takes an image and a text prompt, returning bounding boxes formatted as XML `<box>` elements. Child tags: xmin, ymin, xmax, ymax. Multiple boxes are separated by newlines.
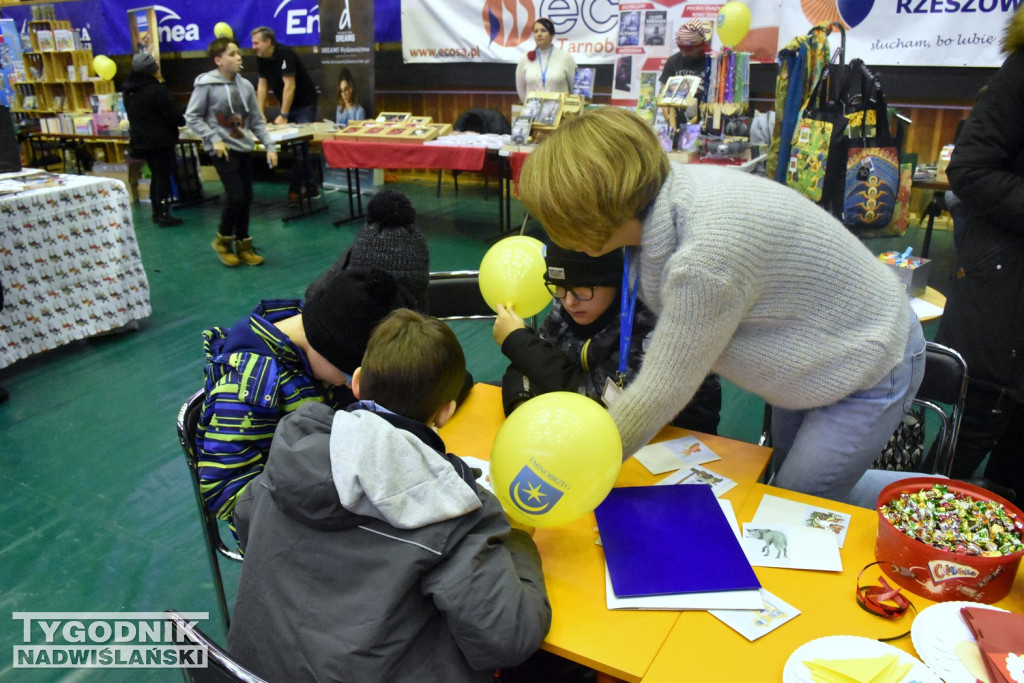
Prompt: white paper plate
<box><xmin>910</xmin><ymin>601</ymin><xmax>1009</xmax><ymax>683</ymax></box>
<box><xmin>783</xmin><ymin>635</ymin><xmax>940</xmax><ymax>683</ymax></box>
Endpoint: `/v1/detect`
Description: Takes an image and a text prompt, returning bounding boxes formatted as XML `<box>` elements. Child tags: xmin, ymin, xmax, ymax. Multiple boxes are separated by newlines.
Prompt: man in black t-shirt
<box><xmin>251</xmin><ymin>26</ymin><xmax>319</xmax><ymax>203</ymax></box>
<box><xmin>658</xmin><ymin>19</ymin><xmax>708</xmax><ymax>129</ymax></box>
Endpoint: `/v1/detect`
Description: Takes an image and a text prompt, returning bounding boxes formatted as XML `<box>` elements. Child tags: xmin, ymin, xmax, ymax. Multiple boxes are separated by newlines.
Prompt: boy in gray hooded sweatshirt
<box><xmin>185</xmin><ymin>38</ymin><xmax>278</xmax><ymax>267</ymax></box>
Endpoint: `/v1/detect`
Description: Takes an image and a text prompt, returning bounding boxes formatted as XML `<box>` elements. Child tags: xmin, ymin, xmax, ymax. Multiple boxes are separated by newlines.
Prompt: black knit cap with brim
<box><xmin>348</xmin><ymin>190</ymin><xmax>430</xmax><ymax>311</ymax></box>
<box><xmin>544</xmin><ymin>241</ymin><xmax>623</xmax><ymax>288</ymax></box>
<box><xmin>302</xmin><ymin>268</ymin><xmax>415</xmax><ymax>375</ymax></box>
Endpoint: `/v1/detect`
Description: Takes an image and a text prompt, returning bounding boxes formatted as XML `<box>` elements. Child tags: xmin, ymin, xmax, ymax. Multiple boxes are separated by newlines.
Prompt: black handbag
<box><xmin>871</xmin><ymin>407</ymin><xmax>925</xmax><ymax>471</ymax></box>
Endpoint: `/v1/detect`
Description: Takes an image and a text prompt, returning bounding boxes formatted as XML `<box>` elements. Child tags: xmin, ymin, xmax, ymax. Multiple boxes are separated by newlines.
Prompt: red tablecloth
<box><xmin>322</xmin><ymin>139</ymin><xmax>488</xmax><ymax>171</ymax></box>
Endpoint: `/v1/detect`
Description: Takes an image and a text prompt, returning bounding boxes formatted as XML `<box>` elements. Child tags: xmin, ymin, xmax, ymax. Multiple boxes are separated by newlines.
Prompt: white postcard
<box><xmin>635</xmin><ymin>435</ymin><xmax>721</xmax><ymax>474</ymax></box>
<box><xmin>740</xmin><ymin>523</ymin><xmax>842</xmax><ymax>571</ymax></box>
<box><xmin>709</xmin><ymin>589</ymin><xmax>802</xmax><ymax>640</ymax></box>
<box><xmin>656</xmin><ymin>465</ymin><xmax>736</xmax><ymax>497</ymax></box>
<box><xmin>750</xmin><ymin>494</ymin><xmax>852</xmax><ymax>548</ymax></box>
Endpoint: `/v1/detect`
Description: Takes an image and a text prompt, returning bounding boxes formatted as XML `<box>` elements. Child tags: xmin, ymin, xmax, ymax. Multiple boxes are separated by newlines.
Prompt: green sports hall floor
<box><xmin>0</xmin><ymin>171</ymin><xmax>952</xmax><ymax>682</ymax></box>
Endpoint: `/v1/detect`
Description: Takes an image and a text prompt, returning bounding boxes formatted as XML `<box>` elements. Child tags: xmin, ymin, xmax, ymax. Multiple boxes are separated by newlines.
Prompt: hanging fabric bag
<box><xmin>785</xmin><ymin>71</ymin><xmax>848</xmax><ymax>203</ymax></box>
<box><xmin>842</xmin><ymin>62</ymin><xmax>900</xmax><ymax>229</ymax></box>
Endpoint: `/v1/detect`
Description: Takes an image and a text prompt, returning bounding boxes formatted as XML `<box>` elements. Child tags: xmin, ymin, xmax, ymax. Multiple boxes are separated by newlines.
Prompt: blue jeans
<box><xmin>770</xmin><ymin>314</ymin><xmax>926</xmax><ymax>502</ymax></box>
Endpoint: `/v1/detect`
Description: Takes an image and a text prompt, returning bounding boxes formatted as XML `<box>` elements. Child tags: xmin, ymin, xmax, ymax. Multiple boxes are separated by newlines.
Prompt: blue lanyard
<box><xmin>618</xmin><ymin>247</ymin><xmax>639</xmax><ymax>382</ymax></box>
<box><xmin>538</xmin><ymin>47</ymin><xmax>551</xmax><ymax>88</ymax></box>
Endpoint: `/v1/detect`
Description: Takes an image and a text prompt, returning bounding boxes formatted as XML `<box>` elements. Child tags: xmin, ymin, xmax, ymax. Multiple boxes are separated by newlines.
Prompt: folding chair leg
<box><xmin>436</xmin><ymin>169</ymin><xmax>442</xmax><ymax>198</ymax></box>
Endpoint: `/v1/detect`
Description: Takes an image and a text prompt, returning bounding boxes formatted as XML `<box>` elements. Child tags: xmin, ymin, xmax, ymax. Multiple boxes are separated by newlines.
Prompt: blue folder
<box><xmin>594</xmin><ymin>484</ymin><xmax>761</xmax><ymax>597</ymax></box>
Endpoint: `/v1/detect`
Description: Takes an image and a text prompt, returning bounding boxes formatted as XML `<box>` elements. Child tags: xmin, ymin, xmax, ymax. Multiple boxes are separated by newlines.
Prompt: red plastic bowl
<box><xmin>875</xmin><ymin>477</ymin><xmax>1024</xmax><ymax>603</ymax></box>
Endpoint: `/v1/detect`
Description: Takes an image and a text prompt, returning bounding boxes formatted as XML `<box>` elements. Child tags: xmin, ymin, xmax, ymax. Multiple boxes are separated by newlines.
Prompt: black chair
<box><xmin>177</xmin><ymin>390</ymin><xmax>243</xmax><ymax>632</ymax></box>
<box><xmin>426</xmin><ymin>270</ymin><xmax>496</xmax><ymax>321</ymax></box>
<box><xmin>165</xmin><ymin>609</ymin><xmax>266</xmax><ymax>683</ymax></box>
<box><xmin>437</xmin><ymin>109</ymin><xmax>511</xmax><ymax>199</ymax></box>
<box><xmin>915</xmin><ymin>341</ymin><xmax>968</xmax><ymax>477</ymax></box>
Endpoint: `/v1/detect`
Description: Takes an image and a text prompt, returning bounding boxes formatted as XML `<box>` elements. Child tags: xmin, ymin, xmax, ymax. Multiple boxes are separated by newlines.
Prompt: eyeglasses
<box><xmin>545</xmin><ymin>282</ymin><xmax>595</xmax><ymax>301</ymax></box>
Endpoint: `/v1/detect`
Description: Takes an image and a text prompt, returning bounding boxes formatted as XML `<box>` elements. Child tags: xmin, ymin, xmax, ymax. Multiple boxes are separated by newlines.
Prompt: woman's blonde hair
<box><xmin>519</xmin><ymin>107</ymin><xmax>669</xmax><ymax>251</ymax></box>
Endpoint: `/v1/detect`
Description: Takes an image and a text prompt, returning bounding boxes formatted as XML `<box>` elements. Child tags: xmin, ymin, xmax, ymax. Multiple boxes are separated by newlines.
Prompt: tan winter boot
<box><xmin>211</xmin><ymin>234</ymin><xmax>239</xmax><ymax>267</ymax></box>
<box><xmin>234</xmin><ymin>237</ymin><xmax>264</xmax><ymax>266</ymax></box>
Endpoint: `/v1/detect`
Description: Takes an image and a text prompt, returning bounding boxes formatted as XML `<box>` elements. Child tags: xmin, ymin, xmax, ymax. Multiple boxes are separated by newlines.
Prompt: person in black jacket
<box><xmin>935</xmin><ymin>6</ymin><xmax>1024</xmax><ymax>499</ymax></box>
<box><xmin>493</xmin><ymin>242</ymin><xmax>721</xmax><ymax>434</ymax></box>
<box><xmin>123</xmin><ymin>52</ymin><xmax>185</xmax><ymax>226</ymax></box>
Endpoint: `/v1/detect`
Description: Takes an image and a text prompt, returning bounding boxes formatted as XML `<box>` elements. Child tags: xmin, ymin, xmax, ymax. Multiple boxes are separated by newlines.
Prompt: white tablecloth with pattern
<box><xmin>0</xmin><ymin>173</ymin><xmax>151</xmax><ymax>369</ymax></box>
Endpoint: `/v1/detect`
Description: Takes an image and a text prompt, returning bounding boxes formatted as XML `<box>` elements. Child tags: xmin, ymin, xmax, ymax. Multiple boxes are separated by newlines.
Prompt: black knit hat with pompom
<box><xmin>347</xmin><ymin>190</ymin><xmax>430</xmax><ymax>310</ymax></box>
<box><xmin>302</xmin><ymin>269</ymin><xmax>415</xmax><ymax>375</ymax></box>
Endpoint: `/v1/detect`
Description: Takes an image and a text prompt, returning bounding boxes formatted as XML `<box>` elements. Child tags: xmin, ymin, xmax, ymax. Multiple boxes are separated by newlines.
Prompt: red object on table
<box><xmin>322</xmin><ymin>139</ymin><xmax>487</xmax><ymax>171</ymax></box>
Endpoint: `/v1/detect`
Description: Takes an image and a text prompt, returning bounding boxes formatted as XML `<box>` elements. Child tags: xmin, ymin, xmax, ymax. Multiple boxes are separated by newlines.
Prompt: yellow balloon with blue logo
<box><xmin>490</xmin><ymin>392</ymin><xmax>622</xmax><ymax>528</ymax></box>
<box><xmin>478</xmin><ymin>235</ymin><xmax>550</xmax><ymax>319</ymax></box>
<box><xmin>214</xmin><ymin>22</ymin><xmax>234</xmax><ymax>39</ymax></box>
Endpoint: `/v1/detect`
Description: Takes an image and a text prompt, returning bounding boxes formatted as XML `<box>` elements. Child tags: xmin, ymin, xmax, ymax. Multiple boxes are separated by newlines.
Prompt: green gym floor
<box><xmin>0</xmin><ymin>173</ymin><xmax>951</xmax><ymax>681</ymax></box>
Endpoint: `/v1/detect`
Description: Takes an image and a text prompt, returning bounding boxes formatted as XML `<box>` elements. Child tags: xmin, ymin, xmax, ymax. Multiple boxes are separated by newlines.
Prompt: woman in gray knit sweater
<box><xmin>517</xmin><ymin>107</ymin><xmax>925</xmax><ymax>503</ymax></box>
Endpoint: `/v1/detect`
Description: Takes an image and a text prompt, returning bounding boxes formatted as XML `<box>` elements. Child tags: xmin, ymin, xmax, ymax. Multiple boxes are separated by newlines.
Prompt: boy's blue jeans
<box><xmin>770</xmin><ymin>315</ymin><xmax>926</xmax><ymax>503</ymax></box>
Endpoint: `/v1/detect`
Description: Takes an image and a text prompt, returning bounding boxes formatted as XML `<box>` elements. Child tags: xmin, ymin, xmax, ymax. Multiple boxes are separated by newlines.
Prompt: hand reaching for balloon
<box><xmin>492</xmin><ymin>304</ymin><xmax>526</xmax><ymax>346</ymax></box>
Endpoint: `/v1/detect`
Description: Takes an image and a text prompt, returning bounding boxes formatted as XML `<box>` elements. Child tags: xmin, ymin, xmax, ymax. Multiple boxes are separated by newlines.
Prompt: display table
<box><xmin>440</xmin><ymin>385</ymin><xmax>1024</xmax><ymax>682</ymax></box>
<box><xmin>641</xmin><ymin>483</ymin><xmax>1024</xmax><ymax>682</ymax></box>
<box><xmin>439</xmin><ymin>384</ymin><xmax>773</xmax><ymax>681</ymax></box>
<box><xmin>322</xmin><ymin>138</ymin><xmax>513</xmax><ymax>235</ymax></box>
<box><xmin>0</xmin><ymin>173</ymin><xmax>151</xmax><ymax>369</ymax></box>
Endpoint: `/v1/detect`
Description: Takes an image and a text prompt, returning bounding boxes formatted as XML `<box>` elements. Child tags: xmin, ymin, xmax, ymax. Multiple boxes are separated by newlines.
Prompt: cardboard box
<box><xmin>90</xmin><ymin>161</ymin><xmax>143</xmax><ymax>203</ymax></box>
<box><xmin>879</xmin><ymin>252</ymin><xmax>931</xmax><ymax>297</ymax></box>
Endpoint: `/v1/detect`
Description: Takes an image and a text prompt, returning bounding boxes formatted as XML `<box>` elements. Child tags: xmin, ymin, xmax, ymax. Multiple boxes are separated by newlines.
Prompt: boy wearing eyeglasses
<box><xmin>492</xmin><ymin>242</ymin><xmax>721</xmax><ymax>434</ymax></box>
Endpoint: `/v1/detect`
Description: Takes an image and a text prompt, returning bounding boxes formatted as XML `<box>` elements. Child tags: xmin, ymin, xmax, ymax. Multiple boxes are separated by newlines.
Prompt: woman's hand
<box><xmin>266</xmin><ymin>151</ymin><xmax>278</xmax><ymax>169</ymax></box>
<box><xmin>213</xmin><ymin>140</ymin><xmax>228</xmax><ymax>159</ymax></box>
<box><xmin>492</xmin><ymin>304</ymin><xmax>526</xmax><ymax>346</ymax></box>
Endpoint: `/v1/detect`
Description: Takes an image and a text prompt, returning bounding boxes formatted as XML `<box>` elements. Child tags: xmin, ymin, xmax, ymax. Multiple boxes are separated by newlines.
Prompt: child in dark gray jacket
<box><xmin>229</xmin><ymin>309</ymin><xmax>552</xmax><ymax>681</ymax></box>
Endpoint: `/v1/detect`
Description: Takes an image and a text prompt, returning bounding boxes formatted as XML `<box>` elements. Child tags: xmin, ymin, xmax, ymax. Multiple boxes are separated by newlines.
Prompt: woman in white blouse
<box><xmin>516</xmin><ymin>18</ymin><xmax>577</xmax><ymax>103</ymax></box>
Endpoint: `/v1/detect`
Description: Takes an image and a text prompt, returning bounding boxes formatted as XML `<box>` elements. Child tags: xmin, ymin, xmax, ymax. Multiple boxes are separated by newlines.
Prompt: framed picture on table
<box><xmin>375</xmin><ymin>112</ymin><xmax>411</xmax><ymax>123</ymax></box>
<box><xmin>530</xmin><ymin>92</ymin><xmax>565</xmax><ymax>129</ymax></box>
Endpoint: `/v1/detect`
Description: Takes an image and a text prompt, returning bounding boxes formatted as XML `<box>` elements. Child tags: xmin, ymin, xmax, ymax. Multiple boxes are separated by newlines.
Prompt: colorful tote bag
<box><xmin>844</xmin><ymin>144</ymin><xmax>900</xmax><ymax>228</ymax></box>
<box><xmin>842</xmin><ymin>67</ymin><xmax>900</xmax><ymax>229</ymax></box>
<box><xmin>785</xmin><ymin>77</ymin><xmax>848</xmax><ymax>203</ymax></box>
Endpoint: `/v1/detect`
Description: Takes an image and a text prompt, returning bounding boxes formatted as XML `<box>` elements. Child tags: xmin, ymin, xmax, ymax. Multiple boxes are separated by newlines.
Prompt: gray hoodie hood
<box><xmin>329</xmin><ymin>406</ymin><xmax>482</xmax><ymax>529</ymax></box>
<box><xmin>184</xmin><ymin>69</ymin><xmax>276</xmax><ymax>153</ymax></box>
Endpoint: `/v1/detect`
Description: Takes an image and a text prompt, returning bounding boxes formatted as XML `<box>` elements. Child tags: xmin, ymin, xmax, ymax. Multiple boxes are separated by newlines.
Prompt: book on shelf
<box><xmin>53</xmin><ymin>29</ymin><xmax>75</xmax><ymax>52</ymax></box>
<box><xmin>92</xmin><ymin>112</ymin><xmax>120</xmax><ymax>132</ymax></box>
<box><xmin>35</xmin><ymin>30</ymin><xmax>55</xmax><ymax>52</ymax></box>
<box><xmin>73</xmin><ymin>115</ymin><xmax>93</xmax><ymax>135</ymax></box>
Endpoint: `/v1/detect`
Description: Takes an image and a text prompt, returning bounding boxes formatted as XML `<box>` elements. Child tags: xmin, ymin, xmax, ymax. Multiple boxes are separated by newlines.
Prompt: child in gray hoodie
<box><xmin>185</xmin><ymin>38</ymin><xmax>278</xmax><ymax>267</ymax></box>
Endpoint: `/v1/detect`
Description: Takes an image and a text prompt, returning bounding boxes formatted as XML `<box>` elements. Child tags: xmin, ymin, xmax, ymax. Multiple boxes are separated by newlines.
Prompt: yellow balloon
<box><xmin>92</xmin><ymin>55</ymin><xmax>116</xmax><ymax>81</ymax></box>
<box><xmin>478</xmin><ymin>235</ymin><xmax>550</xmax><ymax>318</ymax></box>
<box><xmin>716</xmin><ymin>1</ymin><xmax>752</xmax><ymax>48</ymax></box>
<box><xmin>213</xmin><ymin>22</ymin><xmax>234</xmax><ymax>40</ymax></box>
<box><xmin>490</xmin><ymin>392</ymin><xmax>621</xmax><ymax>528</ymax></box>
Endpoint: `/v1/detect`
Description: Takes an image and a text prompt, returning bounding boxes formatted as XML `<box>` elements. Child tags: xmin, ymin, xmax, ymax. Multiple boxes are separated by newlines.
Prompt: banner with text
<box><xmin>401</xmin><ymin>0</ymin><xmax>620</xmax><ymax>65</ymax></box>
<box><xmin>777</xmin><ymin>0</ymin><xmax>1018</xmax><ymax>67</ymax></box>
<box><xmin>0</xmin><ymin>1</ymin><xmax>321</xmax><ymax>57</ymax></box>
<box><xmin>320</xmin><ymin>0</ymin><xmax>375</xmax><ymax>122</ymax></box>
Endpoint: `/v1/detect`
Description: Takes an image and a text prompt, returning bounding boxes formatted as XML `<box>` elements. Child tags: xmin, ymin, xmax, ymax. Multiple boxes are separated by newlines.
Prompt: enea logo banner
<box><xmin>777</xmin><ymin>0</ymin><xmax>1019</xmax><ymax>66</ymax></box>
<box><xmin>402</xmin><ymin>0</ymin><xmax>619</xmax><ymax>64</ymax></box>
<box><xmin>97</xmin><ymin>0</ymin><xmax>320</xmax><ymax>54</ymax></box>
